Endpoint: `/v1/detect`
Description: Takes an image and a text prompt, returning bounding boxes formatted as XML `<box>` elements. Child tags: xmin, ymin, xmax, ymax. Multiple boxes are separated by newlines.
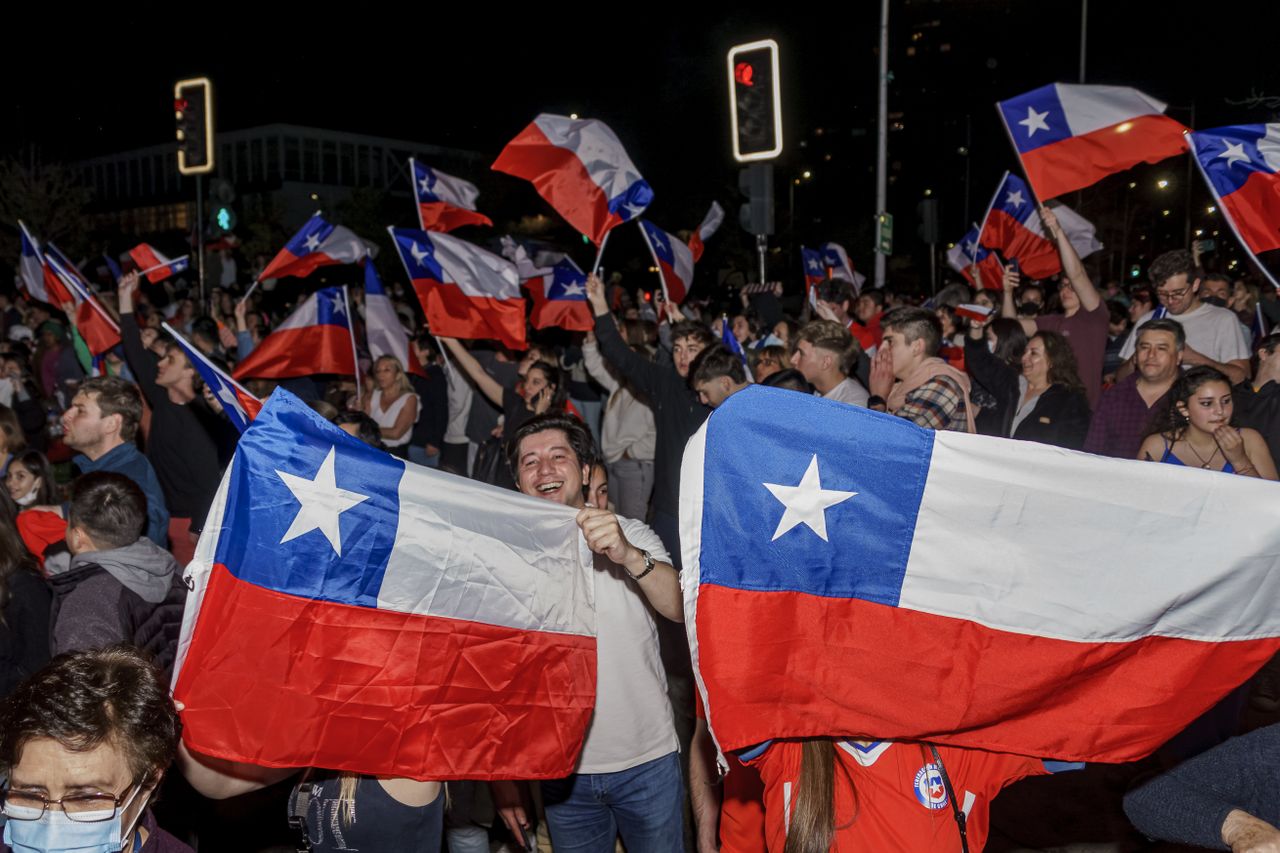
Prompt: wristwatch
<box><xmin>626</xmin><ymin>549</ymin><xmax>656</xmax><ymax>581</ymax></box>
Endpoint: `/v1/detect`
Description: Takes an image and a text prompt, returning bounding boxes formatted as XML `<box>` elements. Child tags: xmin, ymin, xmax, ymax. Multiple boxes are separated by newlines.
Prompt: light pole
<box><xmin>874</xmin><ymin>0</ymin><xmax>890</xmax><ymax>289</ymax></box>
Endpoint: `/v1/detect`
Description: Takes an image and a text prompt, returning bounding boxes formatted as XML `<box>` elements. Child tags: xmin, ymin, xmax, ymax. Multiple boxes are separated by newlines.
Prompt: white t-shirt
<box><xmin>1120</xmin><ymin>302</ymin><xmax>1250</xmax><ymax>365</ymax></box>
<box><xmin>575</xmin><ymin>516</ymin><xmax>679</xmax><ymax>774</ymax></box>
<box><xmin>442</xmin><ymin>361</ymin><xmax>472</xmax><ymax>445</ymax></box>
<box><xmin>820</xmin><ymin>376</ymin><xmax>870</xmax><ymax>408</ymax></box>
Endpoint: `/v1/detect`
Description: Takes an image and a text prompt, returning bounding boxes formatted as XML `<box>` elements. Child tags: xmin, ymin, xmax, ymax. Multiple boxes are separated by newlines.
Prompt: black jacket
<box><xmin>963</xmin><ymin>337</ymin><xmax>1091</xmax><ymax>449</ymax></box>
<box><xmin>594</xmin><ymin>313</ymin><xmax>709</xmax><ymax>519</ymax></box>
<box><xmin>1234</xmin><ymin>379</ymin><xmax>1280</xmax><ymax>467</ymax></box>
<box><xmin>964</xmin><ymin>337</ymin><xmax>1021</xmax><ymax>437</ymax></box>
<box><xmin>0</xmin><ymin>569</ymin><xmax>51</xmax><ymax>698</ymax></box>
<box><xmin>120</xmin><ymin>314</ymin><xmax>223</xmax><ymax>523</ymax></box>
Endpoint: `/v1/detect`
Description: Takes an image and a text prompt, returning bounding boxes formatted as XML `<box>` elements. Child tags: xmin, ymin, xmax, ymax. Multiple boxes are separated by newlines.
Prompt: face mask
<box><xmin>15</xmin><ymin>484</ymin><xmax>39</xmax><ymax>507</ymax></box>
<box><xmin>3</xmin><ymin>785</ymin><xmax>143</xmax><ymax>853</ymax></box>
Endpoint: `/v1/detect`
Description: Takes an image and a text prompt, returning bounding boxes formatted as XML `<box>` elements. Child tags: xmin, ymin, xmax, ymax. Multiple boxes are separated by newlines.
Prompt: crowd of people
<box><xmin>0</xmin><ymin>206</ymin><xmax>1277</xmax><ymax>853</ymax></box>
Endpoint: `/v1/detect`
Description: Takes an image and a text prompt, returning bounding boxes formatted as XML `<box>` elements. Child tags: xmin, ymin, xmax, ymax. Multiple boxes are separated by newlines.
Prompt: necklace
<box><xmin>1183</xmin><ymin>439</ymin><xmax>1220</xmax><ymax>469</ymax></box>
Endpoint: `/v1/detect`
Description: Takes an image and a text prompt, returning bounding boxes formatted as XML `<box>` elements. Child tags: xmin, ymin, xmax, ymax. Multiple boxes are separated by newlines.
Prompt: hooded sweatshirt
<box><xmin>48</xmin><ymin>538</ymin><xmax>187</xmax><ymax>673</ymax></box>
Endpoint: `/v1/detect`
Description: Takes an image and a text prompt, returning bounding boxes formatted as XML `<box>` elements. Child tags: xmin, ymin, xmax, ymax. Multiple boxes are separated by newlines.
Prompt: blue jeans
<box><xmin>541</xmin><ymin>752</ymin><xmax>684</xmax><ymax>853</ymax></box>
<box><xmin>408</xmin><ymin>445</ymin><xmax>440</xmax><ymax>468</ymax></box>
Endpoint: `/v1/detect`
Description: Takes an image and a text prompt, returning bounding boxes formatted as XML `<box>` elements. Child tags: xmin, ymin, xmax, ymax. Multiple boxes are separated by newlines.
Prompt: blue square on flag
<box><xmin>999</xmin><ymin>84</ymin><xmax>1071</xmax><ymax>153</ymax></box>
<box><xmin>699</xmin><ymin>387</ymin><xmax>934</xmax><ymax>608</ymax></box>
<box><xmin>214</xmin><ymin>394</ymin><xmax>405</xmax><ymax>606</ymax></box>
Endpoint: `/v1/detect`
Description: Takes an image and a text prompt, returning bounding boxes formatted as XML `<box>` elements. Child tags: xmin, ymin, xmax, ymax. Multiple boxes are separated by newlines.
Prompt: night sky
<box><xmin>6</xmin><ymin>3</ymin><xmax>1280</xmax><ymax>285</ymax></box>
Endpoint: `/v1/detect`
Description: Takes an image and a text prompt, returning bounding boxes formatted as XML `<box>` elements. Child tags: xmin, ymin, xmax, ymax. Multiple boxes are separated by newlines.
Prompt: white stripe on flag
<box><xmin>430</xmin><ymin>231</ymin><xmax>521</xmax><ymax>299</ymax></box>
<box><xmin>1057</xmin><ymin>84</ymin><xmax>1167</xmax><ymax>136</ymax></box>
<box><xmin>534</xmin><ymin>115</ymin><xmax>645</xmax><ymax>204</ymax></box>
<box><xmin>901</xmin><ymin>431</ymin><xmax>1280</xmax><ymax>642</ymax></box>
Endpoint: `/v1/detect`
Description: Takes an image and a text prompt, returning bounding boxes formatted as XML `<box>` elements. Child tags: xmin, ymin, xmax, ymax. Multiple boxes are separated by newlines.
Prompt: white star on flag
<box><xmin>808</xmin><ymin>258</ymin><xmax>822</xmax><ymax>270</ymax></box>
<box><xmin>410</xmin><ymin>242</ymin><xmax>430</xmax><ymax>268</ymax></box>
<box><xmin>763</xmin><ymin>454</ymin><xmax>857</xmax><ymax>542</ymax></box>
<box><xmin>418</xmin><ymin>175</ymin><xmax>433</xmax><ymax>195</ymax></box>
<box><xmin>302</xmin><ymin>231</ymin><xmax>323</xmax><ymax>252</ymax></box>
<box><xmin>558</xmin><ymin>281</ymin><xmax>586</xmax><ymax>297</ymax></box>
<box><xmin>329</xmin><ymin>292</ymin><xmax>346</xmax><ymax>315</ymax></box>
<box><xmin>1006</xmin><ymin>190</ymin><xmax>1026</xmax><ymax>208</ymax></box>
<box><xmin>1218</xmin><ymin>141</ymin><xmax>1251</xmax><ymax>168</ymax></box>
<box><xmin>1019</xmin><ymin>106</ymin><xmax>1051</xmax><ymax>137</ymax></box>
<box><xmin>964</xmin><ymin>240</ymin><xmax>977</xmax><ymax>255</ymax></box>
<box><xmin>276</xmin><ymin>446</ymin><xmax>369</xmax><ymax>556</ymax></box>
<box><xmin>214</xmin><ymin>383</ymin><xmax>246</xmax><ymax>420</ymax></box>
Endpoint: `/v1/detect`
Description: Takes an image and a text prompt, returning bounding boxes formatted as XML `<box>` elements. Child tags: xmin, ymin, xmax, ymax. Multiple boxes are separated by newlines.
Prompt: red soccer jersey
<box><xmin>696</xmin><ymin>692</ymin><xmax>767</xmax><ymax>852</ymax></box>
<box><xmin>746</xmin><ymin>739</ymin><xmax>1048</xmax><ymax>852</ymax></box>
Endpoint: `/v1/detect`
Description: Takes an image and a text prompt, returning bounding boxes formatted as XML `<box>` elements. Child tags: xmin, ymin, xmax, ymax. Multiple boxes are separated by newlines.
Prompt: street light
<box><xmin>1207</xmin><ymin>205</ymin><xmax>1217</xmax><ymax>214</ymax></box>
<box><xmin>1156</xmin><ymin>179</ymin><xmax>1169</xmax><ymax>189</ymax></box>
<box><xmin>802</xmin><ymin>170</ymin><xmax>812</xmax><ymax>179</ymax></box>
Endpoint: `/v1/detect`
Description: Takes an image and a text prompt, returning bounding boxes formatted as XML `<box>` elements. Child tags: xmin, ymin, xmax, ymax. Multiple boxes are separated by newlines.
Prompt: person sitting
<box><xmin>0</xmin><ymin>645</ymin><xmax>192</xmax><ymax>852</ymax></box>
<box><xmin>868</xmin><ymin>307</ymin><xmax>975</xmax><ymax>432</ymax></box>
<box><xmin>46</xmin><ymin>473</ymin><xmax>188</xmax><ymax>677</ymax></box>
<box><xmin>1138</xmin><ymin>366</ymin><xmax>1277</xmax><ymax>480</ymax></box>
<box><xmin>790</xmin><ymin>321</ymin><xmax>868</xmax><ymax>407</ymax></box>
<box><xmin>690</xmin><ymin>346</ymin><xmax>750</xmax><ymax>410</ymax></box>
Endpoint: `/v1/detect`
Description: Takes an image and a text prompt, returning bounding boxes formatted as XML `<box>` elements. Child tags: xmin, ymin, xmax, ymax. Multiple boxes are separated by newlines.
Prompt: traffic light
<box><xmin>738</xmin><ymin>163</ymin><xmax>775</xmax><ymax>235</ymax></box>
<box><xmin>174</xmin><ymin>77</ymin><xmax>215</xmax><ymax>175</ymax></box>
<box><xmin>727</xmin><ymin>39</ymin><xmax>782</xmax><ymax>163</ymax></box>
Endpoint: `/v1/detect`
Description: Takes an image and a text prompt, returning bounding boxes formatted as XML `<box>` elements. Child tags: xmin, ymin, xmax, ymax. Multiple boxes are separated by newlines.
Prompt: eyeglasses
<box><xmin>1</xmin><ymin>783</ymin><xmax>137</xmax><ymax>823</ymax></box>
<box><xmin>1156</xmin><ymin>287</ymin><xmax>1191</xmax><ymax>301</ymax></box>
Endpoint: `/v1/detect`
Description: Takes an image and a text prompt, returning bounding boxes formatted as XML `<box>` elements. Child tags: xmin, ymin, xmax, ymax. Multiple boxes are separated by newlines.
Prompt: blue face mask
<box><xmin>3</xmin><ymin>786</ymin><xmax>143</xmax><ymax>853</ymax></box>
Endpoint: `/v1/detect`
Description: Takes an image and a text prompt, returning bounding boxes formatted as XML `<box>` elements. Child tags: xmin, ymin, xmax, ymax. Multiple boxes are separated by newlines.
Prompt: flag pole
<box><xmin>342</xmin><ymin>285</ymin><xmax>362</xmax><ymax>398</ymax></box>
<box><xmin>238</xmin><ymin>279</ymin><xmax>262</xmax><ymax>306</ymax></box>
<box><xmin>410</xmin><ymin>157</ymin><xmax>427</xmax><ymax>231</ymax></box>
<box><xmin>591</xmin><ymin>230</ymin><xmax>611</xmax><ymax>276</ymax></box>
<box><xmin>136</xmin><ymin>256</ymin><xmax>190</xmax><ymax>278</ymax></box>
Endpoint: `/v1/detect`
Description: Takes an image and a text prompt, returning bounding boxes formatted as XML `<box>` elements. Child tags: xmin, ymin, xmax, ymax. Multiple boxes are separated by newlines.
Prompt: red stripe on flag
<box><xmin>524</xmin><ymin>280</ymin><xmax>594</xmax><ymax>332</ymax></box>
<box><xmin>1021</xmin><ymin>114</ymin><xmax>1188</xmax><ymax>200</ymax></box>
<box><xmin>492</xmin><ymin>123</ymin><xmax>620</xmax><ymax>245</ymax></box>
<box><xmin>418</xmin><ymin>202</ymin><xmax>493</xmax><ymax>233</ymax></box>
<box><xmin>75</xmin><ymin>303</ymin><xmax>121</xmax><ymax>355</ymax></box>
<box><xmin>175</xmin><ymin>565</ymin><xmax>596</xmax><ymax>780</ymax></box>
<box><xmin>696</xmin><ymin>584</ymin><xmax>1278</xmax><ymax>763</ymax></box>
<box><xmin>981</xmin><ymin>210</ymin><xmax>1061</xmax><ymax>280</ymax></box>
<box><xmin>259</xmin><ymin>249</ymin><xmax>339</xmax><ymax>282</ymax></box>
<box><xmin>232</xmin><ymin>325</ymin><xmax>355</xmax><ymax>380</ymax></box>
<box><xmin>657</xmin><ymin>259</ymin><xmax>688</xmax><ymax>304</ymax></box>
<box><xmin>1220</xmin><ymin>170</ymin><xmax>1280</xmax><ymax>255</ymax></box>
<box><xmin>411</xmin><ymin>280</ymin><xmax>527</xmax><ymax>350</ymax></box>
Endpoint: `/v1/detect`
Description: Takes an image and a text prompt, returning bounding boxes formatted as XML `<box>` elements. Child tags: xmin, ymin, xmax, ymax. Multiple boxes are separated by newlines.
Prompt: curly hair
<box><xmin>1033</xmin><ymin>331</ymin><xmax>1084</xmax><ymax>394</ymax></box>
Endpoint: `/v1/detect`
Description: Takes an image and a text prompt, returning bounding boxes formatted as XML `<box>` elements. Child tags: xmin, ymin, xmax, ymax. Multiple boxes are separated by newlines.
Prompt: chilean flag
<box><xmin>525</xmin><ymin>258</ymin><xmax>593</xmax><ymax>332</ymax></box>
<box><xmin>977</xmin><ymin>172</ymin><xmax>1062</xmax><ymax>280</ymax></box>
<box><xmin>363</xmin><ymin>261</ymin><xmax>424</xmax><ymax>376</ymax></box>
<box><xmin>172</xmin><ymin>389</ymin><xmax>597</xmax><ymax>779</ymax></box>
<box><xmin>820</xmin><ymin>243</ymin><xmax>867</xmax><ymax>294</ymax></box>
<box><xmin>128</xmin><ymin>243</ymin><xmax>190</xmax><ymax>283</ymax></box>
<box><xmin>259</xmin><ymin>213</ymin><xmax>368</xmax><ymax>281</ymax></box>
<box><xmin>801</xmin><ymin>246</ymin><xmax>826</xmax><ymax>294</ymax></box>
<box><xmin>639</xmin><ymin>220</ymin><xmax>695</xmax><ymax>304</ymax></box>
<box><xmin>163</xmin><ymin>322</ymin><xmax>261</xmax><ymax>433</ymax></box>
<box><xmin>998</xmin><ymin>84</ymin><xmax>1189</xmax><ymax>200</ymax></box>
<box><xmin>233</xmin><ymin>287</ymin><xmax>356</xmax><ymax>380</ymax></box>
<box><xmin>389</xmin><ymin>228</ymin><xmax>526</xmax><ymax>350</ymax></box>
<box><xmin>682</xmin><ymin>386</ymin><xmax>1280</xmax><ymax>765</ymax></box>
<box><xmin>45</xmin><ymin>253</ymin><xmax>121</xmax><ymax>356</ymax></box>
<box><xmin>946</xmin><ymin>227</ymin><xmax>1005</xmax><ymax>291</ymax></box>
<box><xmin>688</xmin><ymin>202</ymin><xmax>725</xmax><ymax>263</ymax></box>
<box><xmin>492</xmin><ymin>114</ymin><xmax>653</xmax><ymax>245</ymax></box>
<box><xmin>1188</xmin><ymin>124</ymin><xmax>1280</xmax><ymax>291</ymax></box>
<box><xmin>17</xmin><ymin>221</ymin><xmax>53</xmax><ymax>304</ymax></box>
<box><xmin>410</xmin><ymin>158</ymin><xmax>493</xmax><ymax>233</ymax></box>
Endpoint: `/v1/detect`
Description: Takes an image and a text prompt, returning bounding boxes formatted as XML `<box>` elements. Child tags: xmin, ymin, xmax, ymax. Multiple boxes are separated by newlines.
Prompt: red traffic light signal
<box><xmin>727</xmin><ymin>40</ymin><xmax>782</xmax><ymax>163</ymax></box>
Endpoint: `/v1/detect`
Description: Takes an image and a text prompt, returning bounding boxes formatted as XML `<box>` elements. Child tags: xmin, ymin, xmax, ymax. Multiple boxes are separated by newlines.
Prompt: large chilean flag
<box><xmin>389</xmin><ymin>227</ymin><xmax>526</xmax><ymax>350</ymax></box>
<box><xmin>977</xmin><ymin>172</ymin><xmax>1062</xmax><ymax>280</ymax></box>
<box><xmin>232</xmin><ymin>287</ymin><xmax>356</xmax><ymax>380</ymax></box>
<box><xmin>1189</xmin><ymin>124</ymin><xmax>1280</xmax><ymax>290</ymax></box>
<box><xmin>259</xmin><ymin>213</ymin><xmax>368</xmax><ymax>281</ymax></box>
<box><xmin>172</xmin><ymin>390</ymin><xmax>597</xmax><ymax>780</ymax></box>
<box><xmin>638</xmin><ymin>220</ymin><xmax>694</xmax><ymax>304</ymax></box>
<box><xmin>682</xmin><ymin>386</ymin><xmax>1280</xmax><ymax>764</ymax></box>
<box><xmin>998</xmin><ymin>84</ymin><xmax>1188</xmax><ymax>200</ymax></box>
<box><xmin>492</xmin><ymin>114</ymin><xmax>653</xmax><ymax>245</ymax></box>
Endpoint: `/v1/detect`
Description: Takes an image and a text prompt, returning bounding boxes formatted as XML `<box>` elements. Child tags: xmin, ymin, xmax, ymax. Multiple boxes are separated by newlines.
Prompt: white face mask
<box><xmin>16</xmin><ymin>485</ymin><xmax>39</xmax><ymax>507</ymax></box>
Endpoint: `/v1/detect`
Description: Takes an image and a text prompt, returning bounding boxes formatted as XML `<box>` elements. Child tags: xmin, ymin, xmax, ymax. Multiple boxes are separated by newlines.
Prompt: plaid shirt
<box><xmin>1083</xmin><ymin>373</ymin><xmax>1168</xmax><ymax>459</ymax></box>
<box><xmin>895</xmin><ymin>375</ymin><xmax>969</xmax><ymax>432</ymax></box>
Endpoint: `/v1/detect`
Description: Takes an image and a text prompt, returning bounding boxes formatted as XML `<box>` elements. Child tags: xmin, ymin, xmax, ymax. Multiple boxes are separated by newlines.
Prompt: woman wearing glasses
<box><xmin>0</xmin><ymin>646</ymin><xmax>191</xmax><ymax>852</ymax></box>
